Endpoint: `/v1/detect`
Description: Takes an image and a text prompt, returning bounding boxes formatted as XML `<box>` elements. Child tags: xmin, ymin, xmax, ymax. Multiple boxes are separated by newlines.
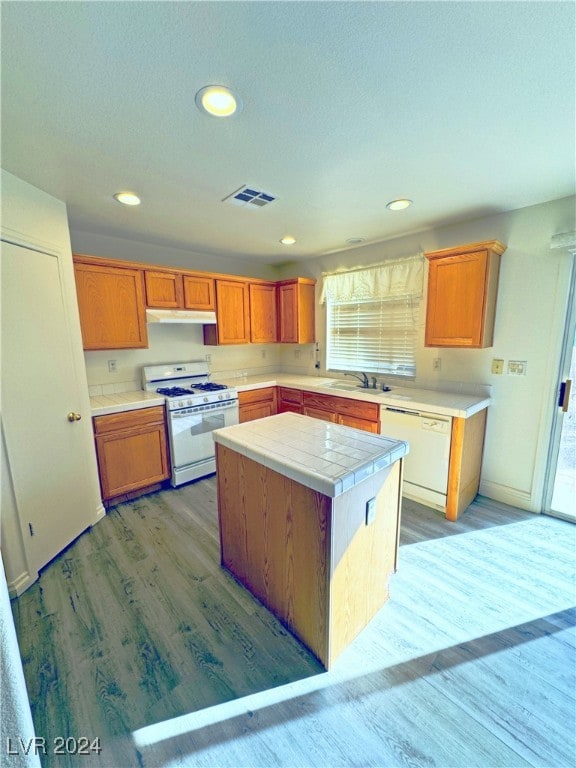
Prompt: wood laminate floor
<box><xmin>11</xmin><ymin>480</ymin><xmax>576</xmax><ymax>768</ymax></box>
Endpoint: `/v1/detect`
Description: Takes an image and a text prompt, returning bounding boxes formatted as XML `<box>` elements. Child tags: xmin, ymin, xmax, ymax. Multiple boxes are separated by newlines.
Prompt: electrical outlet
<box><xmin>261</xmin><ymin>349</ymin><xmax>266</xmax><ymax>359</ymax></box>
<box><xmin>433</xmin><ymin>357</ymin><xmax>442</xmax><ymax>372</ymax></box>
<box><xmin>294</xmin><ymin>348</ymin><xmax>301</xmax><ymax>359</ymax></box>
<box><xmin>107</xmin><ymin>359</ymin><xmax>117</xmax><ymax>373</ymax></box>
<box><xmin>508</xmin><ymin>360</ymin><xmax>527</xmax><ymax>376</ymax></box>
<box><xmin>491</xmin><ymin>358</ymin><xmax>504</xmax><ymax>375</ymax></box>
<box><xmin>365</xmin><ymin>497</ymin><xmax>376</xmax><ymax>526</ymax></box>
<box><xmin>205</xmin><ymin>354</ymin><xmax>211</xmax><ymax>364</ymax></box>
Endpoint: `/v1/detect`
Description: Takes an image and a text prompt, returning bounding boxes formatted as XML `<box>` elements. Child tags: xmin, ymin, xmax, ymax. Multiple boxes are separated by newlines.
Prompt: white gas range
<box><xmin>142</xmin><ymin>361</ymin><xmax>239</xmax><ymax>487</ymax></box>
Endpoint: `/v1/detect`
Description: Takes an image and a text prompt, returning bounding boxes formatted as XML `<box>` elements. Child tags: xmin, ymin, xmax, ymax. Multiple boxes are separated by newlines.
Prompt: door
<box><xmin>1</xmin><ymin>241</ymin><xmax>97</xmax><ymax>572</ymax></box>
<box><xmin>545</xmin><ymin>261</ymin><xmax>576</xmax><ymax>521</ymax></box>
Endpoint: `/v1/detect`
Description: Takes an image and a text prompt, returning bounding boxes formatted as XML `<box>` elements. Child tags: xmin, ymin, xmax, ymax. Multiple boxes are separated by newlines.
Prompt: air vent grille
<box><xmin>223</xmin><ymin>185</ymin><xmax>277</xmax><ymax>208</ymax></box>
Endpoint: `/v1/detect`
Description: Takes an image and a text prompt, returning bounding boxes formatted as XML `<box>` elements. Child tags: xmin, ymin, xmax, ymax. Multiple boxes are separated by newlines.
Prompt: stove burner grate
<box><xmin>156</xmin><ymin>386</ymin><xmax>194</xmax><ymax>397</ymax></box>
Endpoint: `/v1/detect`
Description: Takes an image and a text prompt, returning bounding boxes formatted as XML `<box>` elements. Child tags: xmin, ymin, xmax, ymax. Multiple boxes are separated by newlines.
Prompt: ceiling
<box><xmin>1</xmin><ymin>1</ymin><xmax>574</xmax><ymax>265</ymax></box>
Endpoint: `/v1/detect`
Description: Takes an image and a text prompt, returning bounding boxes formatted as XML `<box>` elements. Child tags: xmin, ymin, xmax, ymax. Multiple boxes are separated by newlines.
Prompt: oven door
<box><xmin>168</xmin><ymin>401</ymin><xmax>239</xmax><ymax>474</ymax></box>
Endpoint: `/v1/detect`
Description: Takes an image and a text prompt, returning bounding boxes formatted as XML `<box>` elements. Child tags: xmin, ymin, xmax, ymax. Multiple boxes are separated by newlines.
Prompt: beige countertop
<box><xmin>219</xmin><ymin>373</ymin><xmax>491</xmax><ymax>419</ymax></box>
<box><xmin>90</xmin><ymin>391</ymin><xmax>166</xmax><ymax>417</ymax></box>
<box><xmin>89</xmin><ymin>374</ymin><xmax>491</xmax><ymax>419</ymax></box>
<box><xmin>213</xmin><ymin>412</ymin><xmax>409</xmax><ymax>497</ymax></box>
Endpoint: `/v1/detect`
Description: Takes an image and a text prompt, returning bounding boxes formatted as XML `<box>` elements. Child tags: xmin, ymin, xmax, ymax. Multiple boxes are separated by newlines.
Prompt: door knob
<box><xmin>67</xmin><ymin>412</ymin><xmax>82</xmax><ymax>422</ymax></box>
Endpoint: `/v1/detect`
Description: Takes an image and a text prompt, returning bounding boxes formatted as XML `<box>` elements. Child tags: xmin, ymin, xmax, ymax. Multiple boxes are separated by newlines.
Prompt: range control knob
<box><xmin>203</xmin><ymin>396</ymin><xmax>209</xmax><ymax>403</ymax></box>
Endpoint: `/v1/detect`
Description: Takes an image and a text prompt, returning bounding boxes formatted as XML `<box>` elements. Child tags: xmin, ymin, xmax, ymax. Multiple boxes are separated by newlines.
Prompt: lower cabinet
<box><xmin>277</xmin><ymin>387</ymin><xmax>304</xmax><ymax>414</ymax></box>
<box><xmin>93</xmin><ymin>406</ymin><xmax>169</xmax><ymax>502</ymax></box>
<box><xmin>303</xmin><ymin>391</ymin><xmax>380</xmax><ymax>433</ymax></box>
<box><xmin>239</xmin><ymin>387</ymin><xmax>278</xmax><ymax>422</ymax></box>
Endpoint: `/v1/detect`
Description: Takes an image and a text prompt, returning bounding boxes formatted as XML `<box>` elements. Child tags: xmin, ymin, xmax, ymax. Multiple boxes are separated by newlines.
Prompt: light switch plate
<box><xmin>366</xmin><ymin>497</ymin><xmax>376</xmax><ymax>525</ymax></box>
<box><xmin>491</xmin><ymin>358</ymin><xmax>504</xmax><ymax>374</ymax></box>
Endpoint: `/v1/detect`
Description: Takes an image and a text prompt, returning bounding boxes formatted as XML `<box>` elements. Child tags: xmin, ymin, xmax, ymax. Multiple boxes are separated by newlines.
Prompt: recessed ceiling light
<box><xmin>386</xmin><ymin>198</ymin><xmax>413</xmax><ymax>211</ymax></box>
<box><xmin>280</xmin><ymin>236</ymin><xmax>296</xmax><ymax>246</ymax></box>
<box><xmin>346</xmin><ymin>237</ymin><xmax>366</xmax><ymax>245</ymax></box>
<box><xmin>113</xmin><ymin>191</ymin><xmax>141</xmax><ymax>206</ymax></box>
<box><xmin>195</xmin><ymin>85</ymin><xmax>242</xmax><ymax>117</ymax></box>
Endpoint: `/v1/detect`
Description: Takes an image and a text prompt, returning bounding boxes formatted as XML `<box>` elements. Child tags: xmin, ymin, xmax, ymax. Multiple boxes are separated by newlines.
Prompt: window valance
<box><xmin>320</xmin><ymin>254</ymin><xmax>424</xmax><ymax>304</ymax></box>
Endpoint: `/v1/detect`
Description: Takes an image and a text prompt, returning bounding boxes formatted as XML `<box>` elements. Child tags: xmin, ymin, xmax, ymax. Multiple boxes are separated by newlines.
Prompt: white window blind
<box><xmin>322</xmin><ymin>255</ymin><xmax>423</xmax><ymax>378</ymax></box>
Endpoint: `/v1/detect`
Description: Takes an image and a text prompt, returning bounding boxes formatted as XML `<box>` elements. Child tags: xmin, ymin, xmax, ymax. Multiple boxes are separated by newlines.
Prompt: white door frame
<box><xmin>543</xmin><ymin>251</ymin><xmax>576</xmax><ymax>518</ymax></box>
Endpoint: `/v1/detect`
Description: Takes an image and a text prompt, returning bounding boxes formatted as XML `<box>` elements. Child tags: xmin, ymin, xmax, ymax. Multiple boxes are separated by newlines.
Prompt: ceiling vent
<box><xmin>223</xmin><ymin>185</ymin><xmax>277</xmax><ymax>208</ymax></box>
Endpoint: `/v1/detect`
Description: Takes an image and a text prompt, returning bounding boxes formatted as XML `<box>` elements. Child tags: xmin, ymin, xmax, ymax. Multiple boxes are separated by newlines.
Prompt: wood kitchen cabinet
<box><xmin>249</xmin><ymin>282</ymin><xmax>278</xmax><ymax>343</ymax></box>
<box><xmin>424</xmin><ymin>240</ymin><xmax>506</xmax><ymax>348</ymax></box>
<box><xmin>277</xmin><ymin>278</ymin><xmax>316</xmax><ymax>343</ymax></box>
<box><xmin>277</xmin><ymin>387</ymin><xmax>304</xmax><ymax>414</ymax></box>
<box><xmin>93</xmin><ymin>406</ymin><xmax>169</xmax><ymax>503</ymax></box>
<box><xmin>73</xmin><ymin>256</ymin><xmax>148</xmax><ymax>349</ymax></box>
<box><xmin>204</xmin><ymin>279</ymin><xmax>251</xmax><ymax>345</ymax></box>
<box><xmin>144</xmin><ymin>269</ymin><xmax>183</xmax><ymax>308</ymax></box>
<box><xmin>303</xmin><ymin>391</ymin><xmax>380</xmax><ymax>433</ymax></box>
<box><xmin>144</xmin><ymin>269</ymin><xmax>216</xmax><ymax>311</ymax></box>
<box><xmin>239</xmin><ymin>387</ymin><xmax>278</xmax><ymax>422</ymax></box>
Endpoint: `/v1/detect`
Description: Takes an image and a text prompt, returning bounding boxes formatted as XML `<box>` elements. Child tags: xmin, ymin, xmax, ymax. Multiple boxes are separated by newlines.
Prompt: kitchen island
<box><xmin>213</xmin><ymin>413</ymin><xmax>408</xmax><ymax>668</ymax></box>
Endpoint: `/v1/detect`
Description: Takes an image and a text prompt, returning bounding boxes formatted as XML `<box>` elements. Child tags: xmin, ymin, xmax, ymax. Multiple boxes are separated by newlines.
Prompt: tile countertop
<box><xmin>90</xmin><ymin>391</ymin><xmax>166</xmax><ymax>417</ymax></box>
<box><xmin>213</xmin><ymin>412</ymin><xmax>409</xmax><ymax>498</ymax></box>
<box><xmin>219</xmin><ymin>374</ymin><xmax>491</xmax><ymax>419</ymax></box>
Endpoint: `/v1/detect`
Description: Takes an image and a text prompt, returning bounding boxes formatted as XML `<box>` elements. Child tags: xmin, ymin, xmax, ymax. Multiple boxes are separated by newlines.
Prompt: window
<box><xmin>321</xmin><ymin>255</ymin><xmax>423</xmax><ymax>378</ymax></box>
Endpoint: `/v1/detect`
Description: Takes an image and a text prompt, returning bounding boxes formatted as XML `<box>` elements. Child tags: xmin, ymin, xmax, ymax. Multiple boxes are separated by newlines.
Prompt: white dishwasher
<box><xmin>380</xmin><ymin>406</ymin><xmax>452</xmax><ymax>511</ymax></box>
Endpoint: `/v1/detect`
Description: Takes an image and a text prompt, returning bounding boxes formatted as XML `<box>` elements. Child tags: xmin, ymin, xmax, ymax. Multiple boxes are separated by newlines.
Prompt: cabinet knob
<box><xmin>67</xmin><ymin>412</ymin><xmax>82</xmax><ymax>422</ymax></box>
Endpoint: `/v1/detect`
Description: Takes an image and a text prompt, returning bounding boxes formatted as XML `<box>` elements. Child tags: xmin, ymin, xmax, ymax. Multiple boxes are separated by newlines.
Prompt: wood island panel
<box><xmin>216</xmin><ymin>443</ymin><xmax>330</xmax><ymax>663</ymax></box>
<box><xmin>216</xmin><ymin>443</ymin><xmax>403</xmax><ymax>668</ymax></box>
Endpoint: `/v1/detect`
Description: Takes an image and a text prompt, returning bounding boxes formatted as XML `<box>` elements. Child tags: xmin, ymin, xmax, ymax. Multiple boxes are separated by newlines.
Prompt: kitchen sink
<box><xmin>322</xmin><ymin>381</ymin><xmax>365</xmax><ymax>391</ymax></box>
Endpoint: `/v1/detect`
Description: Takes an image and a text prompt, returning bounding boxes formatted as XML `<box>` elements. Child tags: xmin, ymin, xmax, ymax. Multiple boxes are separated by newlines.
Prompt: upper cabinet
<box><xmin>278</xmin><ymin>278</ymin><xmax>316</xmax><ymax>343</ymax></box>
<box><xmin>182</xmin><ymin>274</ymin><xmax>215</xmax><ymax>310</ymax></box>
<box><xmin>145</xmin><ymin>269</ymin><xmax>215</xmax><ymax>311</ymax></box>
<box><xmin>204</xmin><ymin>279</ymin><xmax>251</xmax><ymax>345</ymax></box>
<box><xmin>73</xmin><ymin>253</ymin><xmax>314</xmax><ymax>348</ymax></box>
<box><xmin>249</xmin><ymin>282</ymin><xmax>278</xmax><ymax>343</ymax></box>
<box><xmin>144</xmin><ymin>269</ymin><xmax>183</xmax><ymax>308</ymax></box>
<box><xmin>73</xmin><ymin>256</ymin><xmax>148</xmax><ymax>350</ymax></box>
<box><xmin>424</xmin><ymin>240</ymin><xmax>506</xmax><ymax>348</ymax></box>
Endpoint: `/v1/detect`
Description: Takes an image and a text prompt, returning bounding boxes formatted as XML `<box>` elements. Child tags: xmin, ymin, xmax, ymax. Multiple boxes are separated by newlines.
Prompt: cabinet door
<box><xmin>425</xmin><ymin>240</ymin><xmax>505</xmax><ymax>348</ymax></box>
<box><xmin>250</xmin><ymin>283</ymin><xmax>278</xmax><ymax>343</ymax></box>
<box><xmin>338</xmin><ymin>414</ymin><xmax>379</xmax><ymax>433</ymax></box>
<box><xmin>238</xmin><ymin>387</ymin><xmax>277</xmax><ymax>422</ymax></box>
<box><xmin>304</xmin><ymin>406</ymin><xmax>337</xmax><ymax>423</ymax></box>
<box><xmin>183</xmin><ymin>275</ymin><xmax>215</xmax><ymax>310</ymax></box>
<box><xmin>144</xmin><ymin>270</ymin><xmax>183</xmax><ymax>308</ymax></box>
<box><xmin>240</xmin><ymin>401</ymin><xmax>276</xmax><ymax>423</ymax></box>
<box><xmin>426</xmin><ymin>251</ymin><xmax>488</xmax><ymax>347</ymax></box>
<box><xmin>74</xmin><ymin>262</ymin><xmax>148</xmax><ymax>349</ymax></box>
<box><xmin>205</xmin><ymin>279</ymin><xmax>250</xmax><ymax>345</ymax></box>
<box><xmin>95</xmin><ymin>421</ymin><xmax>169</xmax><ymax>500</ymax></box>
<box><xmin>278</xmin><ymin>280</ymin><xmax>316</xmax><ymax>343</ymax></box>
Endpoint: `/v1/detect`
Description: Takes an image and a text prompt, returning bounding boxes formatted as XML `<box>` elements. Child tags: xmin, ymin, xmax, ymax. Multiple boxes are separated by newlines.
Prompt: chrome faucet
<box><xmin>345</xmin><ymin>371</ymin><xmax>369</xmax><ymax>388</ymax></box>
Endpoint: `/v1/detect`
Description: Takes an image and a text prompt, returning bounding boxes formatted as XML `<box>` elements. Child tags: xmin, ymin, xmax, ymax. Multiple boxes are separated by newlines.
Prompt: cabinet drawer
<box><xmin>93</xmin><ymin>405</ymin><xmax>166</xmax><ymax>435</ymax></box>
<box><xmin>278</xmin><ymin>387</ymin><xmax>303</xmax><ymax>405</ymax></box>
<box><xmin>303</xmin><ymin>392</ymin><xmax>379</xmax><ymax>422</ymax></box>
<box><xmin>238</xmin><ymin>387</ymin><xmax>276</xmax><ymax>405</ymax></box>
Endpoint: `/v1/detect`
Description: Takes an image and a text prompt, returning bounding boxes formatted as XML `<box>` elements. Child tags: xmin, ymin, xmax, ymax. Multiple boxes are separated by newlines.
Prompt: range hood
<box><xmin>145</xmin><ymin>309</ymin><xmax>217</xmax><ymax>324</ymax></box>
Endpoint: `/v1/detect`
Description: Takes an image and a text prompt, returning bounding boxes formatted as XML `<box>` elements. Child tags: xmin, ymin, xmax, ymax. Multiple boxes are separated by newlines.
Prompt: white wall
<box><xmin>71</xmin><ymin>229</ymin><xmax>279</xmax><ymax>280</ymax></box>
<box><xmin>278</xmin><ymin>196</ymin><xmax>576</xmax><ymax>511</ymax></box>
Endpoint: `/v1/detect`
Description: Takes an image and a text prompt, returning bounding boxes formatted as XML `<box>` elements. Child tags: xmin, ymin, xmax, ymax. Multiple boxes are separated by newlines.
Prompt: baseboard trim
<box><xmin>478</xmin><ymin>480</ymin><xmax>536</xmax><ymax>511</ymax></box>
<box><xmin>7</xmin><ymin>570</ymin><xmax>37</xmax><ymax>598</ymax></box>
